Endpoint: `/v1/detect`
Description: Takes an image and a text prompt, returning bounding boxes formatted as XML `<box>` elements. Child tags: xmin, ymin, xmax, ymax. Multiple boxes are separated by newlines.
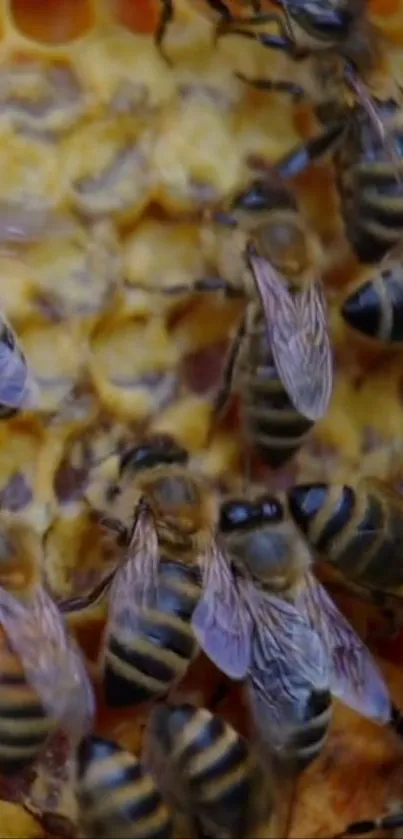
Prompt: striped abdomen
<box><xmin>288</xmin><ymin>481</ymin><xmax>403</xmax><ymax>591</ymax></box>
<box><xmin>341</xmin><ymin>262</ymin><xmax>403</xmax><ymax>343</ymax></box>
<box><xmin>104</xmin><ymin>560</ymin><xmax>201</xmax><ymax>707</ymax></box>
<box><xmin>240</xmin><ymin>334</ymin><xmax>313</xmax><ymax>468</ymax></box>
<box><xmin>287</xmin><ymin>688</ymin><xmax>332</xmax><ymax>770</ymax></box>
<box><xmin>77</xmin><ymin>735</ymin><xmax>173</xmax><ymax>839</ymax></box>
<box><xmin>335</xmin><ymin>107</ymin><xmax>403</xmax><ymax>263</ymax></box>
<box><xmin>0</xmin><ymin>628</ymin><xmax>54</xmax><ymax>774</ymax></box>
<box><xmin>151</xmin><ymin>703</ymin><xmax>273</xmax><ymax>838</ymax></box>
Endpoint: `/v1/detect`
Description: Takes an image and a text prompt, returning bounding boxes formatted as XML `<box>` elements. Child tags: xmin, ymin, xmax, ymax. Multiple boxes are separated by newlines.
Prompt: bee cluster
<box><xmin>2</xmin><ymin>0</ymin><xmax>403</xmax><ymax>837</ymax></box>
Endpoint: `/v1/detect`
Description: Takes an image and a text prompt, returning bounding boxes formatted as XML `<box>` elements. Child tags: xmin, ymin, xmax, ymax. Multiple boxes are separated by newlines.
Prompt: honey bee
<box><xmin>341</xmin><ymin>247</ymin><xmax>403</xmax><ymax>343</ymax></box>
<box><xmin>287</xmin><ymin>478</ymin><xmax>403</xmax><ymax>600</ymax></box>
<box><xmin>148</xmin><ymin>702</ymin><xmax>276</xmax><ymax>839</ymax></box>
<box><xmin>192</xmin><ymin>491</ymin><xmax>393</xmax><ymax>767</ymax></box>
<box><xmin>0</xmin><ymin>312</ymin><xmax>39</xmax><ymax>418</ymax></box>
<box><xmin>92</xmin><ymin>435</ymin><xmax>232</xmax><ymax>709</ymax></box>
<box><xmin>158</xmin><ymin>176</ymin><xmax>333</xmax><ymax>425</ymax></box>
<box><xmin>0</xmin><ymin>512</ymin><xmax>95</xmax><ymax>773</ymax></box>
<box><xmin>77</xmin><ymin>734</ymin><xmax>173</xmax><ymax>839</ymax></box>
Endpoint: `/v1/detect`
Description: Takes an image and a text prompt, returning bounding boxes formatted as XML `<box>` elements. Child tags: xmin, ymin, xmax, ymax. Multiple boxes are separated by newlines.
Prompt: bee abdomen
<box><xmin>78</xmin><ymin>735</ymin><xmax>173</xmax><ymax>839</ymax></box>
<box><xmin>104</xmin><ymin>562</ymin><xmax>201</xmax><ymax>708</ymax></box>
<box><xmin>358</xmin><ymin>495</ymin><xmax>403</xmax><ymax>589</ymax></box>
<box><xmin>0</xmin><ymin>664</ymin><xmax>54</xmax><ymax>774</ymax></box>
<box><xmin>342</xmin><ymin>267</ymin><xmax>403</xmax><ymax>343</ymax></box>
<box><xmin>151</xmin><ymin>704</ymin><xmax>270</xmax><ymax>839</ymax></box>
<box><xmin>337</xmin><ymin>160</ymin><xmax>403</xmax><ymax>262</ymax></box>
<box><xmin>288</xmin><ymin>483</ymin><xmax>388</xmax><ymax>582</ymax></box>
<box><xmin>242</xmin><ymin>367</ymin><xmax>313</xmax><ymax>468</ymax></box>
<box><xmin>288</xmin><ymin>689</ymin><xmax>332</xmax><ymax>770</ymax></box>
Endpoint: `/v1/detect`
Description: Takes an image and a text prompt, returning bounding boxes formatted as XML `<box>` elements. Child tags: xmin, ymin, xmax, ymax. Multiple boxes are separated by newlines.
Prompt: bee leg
<box><xmin>371</xmin><ymin>606</ymin><xmax>402</xmax><ymax>641</ymax></box>
<box><xmin>155</xmin><ymin>0</ymin><xmax>174</xmax><ymax>65</ymax></box>
<box><xmin>209</xmin><ymin>679</ymin><xmax>232</xmax><ymax>709</ymax></box>
<box><xmin>219</xmin><ymin>11</ymin><xmax>282</xmax><ymax>26</ymax></box>
<box><xmin>331</xmin><ymin>810</ymin><xmax>403</xmax><ymax>838</ymax></box>
<box><xmin>390</xmin><ymin>703</ymin><xmax>403</xmax><ymax>738</ymax></box>
<box><xmin>236</xmin><ymin>72</ymin><xmax>306</xmax><ymax>101</ymax></box>
<box><xmin>276</xmin><ymin>121</ymin><xmax>346</xmax><ymax>179</ymax></box>
<box><xmin>158</xmin><ymin>275</ymin><xmax>243</xmax><ymax>299</ymax></box>
<box><xmin>218</xmin><ymin>26</ymin><xmax>293</xmax><ymax>52</ymax></box>
<box><xmin>206</xmin><ymin>0</ymin><xmax>233</xmax><ymax>20</ymax></box>
<box><xmin>207</xmin><ymin>316</ymin><xmax>247</xmax><ymax>443</ymax></box>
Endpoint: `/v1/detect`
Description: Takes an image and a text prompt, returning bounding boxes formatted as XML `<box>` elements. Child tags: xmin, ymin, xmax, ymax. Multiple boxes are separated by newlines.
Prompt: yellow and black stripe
<box><xmin>342</xmin><ymin>261</ymin><xmax>403</xmax><ymax>344</ymax></box>
<box><xmin>288</xmin><ymin>480</ymin><xmax>403</xmax><ymax>592</ymax></box>
<box><xmin>150</xmin><ymin>703</ymin><xmax>274</xmax><ymax>838</ymax></box>
<box><xmin>0</xmin><ymin>629</ymin><xmax>55</xmax><ymax>774</ymax></box>
<box><xmin>335</xmin><ymin>101</ymin><xmax>403</xmax><ymax>263</ymax></box>
<box><xmin>104</xmin><ymin>560</ymin><xmax>201</xmax><ymax>707</ymax></box>
<box><xmin>77</xmin><ymin>735</ymin><xmax>173</xmax><ymax>839</ymax></box>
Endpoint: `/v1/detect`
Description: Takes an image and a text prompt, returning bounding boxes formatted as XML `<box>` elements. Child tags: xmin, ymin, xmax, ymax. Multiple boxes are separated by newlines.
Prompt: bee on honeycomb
<box><xmin>0</xmin><ymin>0</ymin><xmax>402</xmax><ymax>837</ymax></box>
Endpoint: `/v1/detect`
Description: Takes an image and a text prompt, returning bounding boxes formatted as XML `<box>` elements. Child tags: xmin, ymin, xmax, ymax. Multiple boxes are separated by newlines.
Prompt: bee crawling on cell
<box><xmin>85</xmin><ymin>434</ymin><xmax>239</xmax><ymax>711</ymax></box>
<box><xmin>192</xmin><ymin>490</ymin><xmax>399</xmax><ymax>769</ymax></box>
<box><xmin>145</xmin><ymin>171</ymin><xmax>333</xmax><ymax>463</ymax></box>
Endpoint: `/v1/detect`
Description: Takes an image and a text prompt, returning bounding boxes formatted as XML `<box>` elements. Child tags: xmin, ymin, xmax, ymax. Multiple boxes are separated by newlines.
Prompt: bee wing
<box><xmin>247</xmin><ymin>247</ymin><xmax>333</xmax><ymax>421</ymax></box>
<box><xmin>297</xmin><ymin>572</ymin><xmax>391</xmax><ymax>724</ymax></box>
<box><xmin>0</xmin><ymin>314</ymin><xmax>39</xmax><ymax>409</ymax></box>
<box><xmin>192</xmin><ymin>546</ymin><xmax>253</xmax><ymax>679</ymax></box>
<box><xmin>58</xmin><ymin>567</ymin><xmax>117</xmax><ymax>614</ymax></box>
<box><xmin>106</xmin><ymin>502</ymin><xmax>160</xmax><ymax>640</ymax></box>
<box><xmin>0</xmin><ymin>584</ymin><xmax>95</xmax><ymax>742</ymax></box>
<box><xmin>344</xmin><ymin>64</ymin><xmax>403</xmax><ymax>179</ymax></box>
<box><xmin>245</xmin><ymin>582</ymin><xmax>330</xmax><ymax>753</ymax></box>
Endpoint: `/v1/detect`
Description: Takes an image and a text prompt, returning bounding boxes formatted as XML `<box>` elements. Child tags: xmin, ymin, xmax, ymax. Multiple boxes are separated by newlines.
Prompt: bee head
<box><xmin>119</xmin><ymin>435</ymin><xmax>189</xmax><ymax>476</ymax></box>
<box><xmin>219</xmin><ymin>494</ymin><xmax>284</xmax><ymax>533</ymax></box>
<box><xmin>220</xmin><ymin>495</ymin><xmax>292</xmax><ymax>584</ymax></box>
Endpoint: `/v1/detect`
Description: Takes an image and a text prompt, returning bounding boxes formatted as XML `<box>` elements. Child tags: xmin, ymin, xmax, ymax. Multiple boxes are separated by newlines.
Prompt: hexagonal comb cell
<box><xmin>8</xmin><ymin>0</ymin><xmax>96</xmax><ymax>45</ymax></box>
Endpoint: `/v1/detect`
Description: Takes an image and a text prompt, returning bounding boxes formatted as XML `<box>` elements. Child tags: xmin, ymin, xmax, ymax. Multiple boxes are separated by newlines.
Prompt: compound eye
<box><xmin>119</xmin><ymin>445</ymin><xmax>154</xmax><ymax>475</ymax></box>
<box><xmin>119</xmin><ymin>436</ymin><xmax>189</xmax><ymax>476</ymax></box>
<box><xmin>219</xmin><ymin>500</ymin><xmax>254</xmax><ymax>532</ymax></box>
<box><xmin>259</xmin><ymin>495</ymin><xmax>284</xmax><ymax>523</ymax></box>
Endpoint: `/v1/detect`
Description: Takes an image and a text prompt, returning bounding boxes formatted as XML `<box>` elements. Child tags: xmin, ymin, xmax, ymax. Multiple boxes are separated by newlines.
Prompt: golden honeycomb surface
<box><xmin>0</xmin><ymin>0</ymin><xmax>403</xmax><ymax>836</ymax></box>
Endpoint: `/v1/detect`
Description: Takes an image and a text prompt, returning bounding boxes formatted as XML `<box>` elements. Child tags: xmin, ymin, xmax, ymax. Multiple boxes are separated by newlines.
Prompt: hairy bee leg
<box><xmin>236</xmin><ymin>72</ymin><xmax>306</xmax><ymax>101</ymax></box>
<box><xmin>331</xmin><ymin>810</ymin><xmax>403</xmax><ymax>838</ymax></box>
<box><xmin>155</xmin><ymin>0</ymin><xmax>174</xmax><ymax>64</ymax></box>
<box><xmin>276</xmin><ymin>122</ymin><xmax>346</xmax><ymax>179</ymax></box>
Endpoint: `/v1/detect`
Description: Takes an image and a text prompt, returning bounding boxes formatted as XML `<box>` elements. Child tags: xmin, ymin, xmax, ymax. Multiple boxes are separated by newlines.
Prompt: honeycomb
<box><xmin>0</xmin><ymin>0</ymin><xmax>402</xmax><ymax>836</ymax></box>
